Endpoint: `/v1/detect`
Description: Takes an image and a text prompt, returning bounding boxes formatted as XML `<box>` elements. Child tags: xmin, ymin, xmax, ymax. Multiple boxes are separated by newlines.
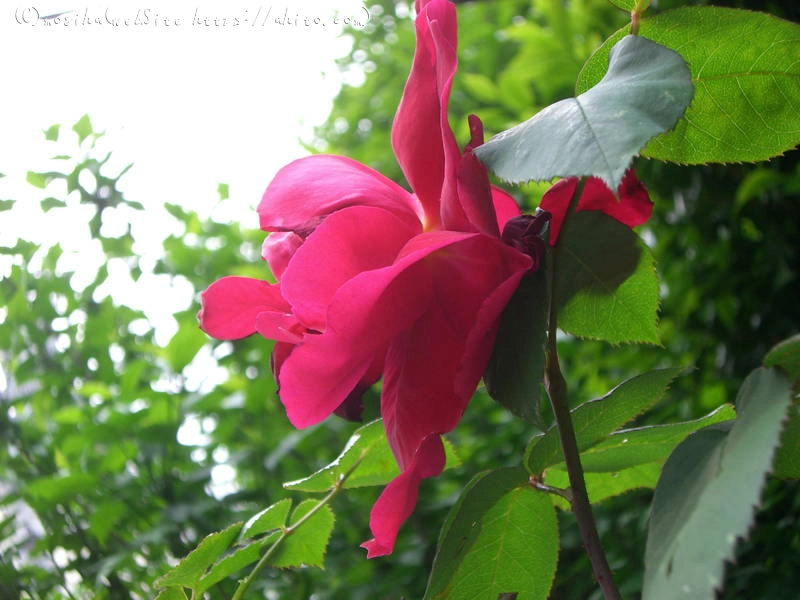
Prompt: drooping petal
<box><xmin>360</xmin><ymin>434</ymin><xmax>445</xmax><ymax>558</ymax></box>
<box><xmin>199</xmin><ymin>276</ymin><xmax>290</xmax><ymax>340</ymax></box>
<box><xmin>261</xmin><ymin>231</ymin><xmax>303</xmax><ymax>280</ymax></box>
<box><xmin>280</xmin><ymin>206</ymin><xmax>421</xmax><ymax>332</ymax></box>
<box><xmin>381</xmin><ymin>233</ymin><xmax>531</xmax><ymax>470</ymax></box>
<box><xmin>540</xmin><ymin>170</ymin><xmax>653</xmax><ymax>245</ymax></box>
<box><xmin>392</xmin><ymin>0</ymin><xmax>459</xmax><ymax>227</ymax></box>
<box><xmin>258</xmin><ymin>155</ymin><xmax>422</xmax><ymax>236</ymax></box>
<box><xmin>275</xmin><ymin>229</ymin><xmax>495</xmax><ymax>429</ymax></box>
<box><xmin>491</xmin><ymin>186</ymin><xmax>521</xmax><ymax>233</ymax></box>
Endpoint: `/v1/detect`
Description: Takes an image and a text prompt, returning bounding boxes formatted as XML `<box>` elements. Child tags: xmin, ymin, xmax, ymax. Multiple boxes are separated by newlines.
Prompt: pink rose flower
<box><xmin>199</xmin><ymin>0</ymin><xmax>652</xmax><ymax>557</ymax></box>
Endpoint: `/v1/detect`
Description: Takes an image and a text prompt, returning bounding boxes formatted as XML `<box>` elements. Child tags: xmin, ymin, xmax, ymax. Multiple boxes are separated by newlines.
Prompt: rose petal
<box><xmin>360</xmin><ymin>434</ymin><xmax>445</xmax><ymax>558</ymax></box>
<box><xmin>276</xmin><ymin>230</ymin><xmax>492</xmax><ymax>429</ymax></box>
<box><xmin>540</xmin><ymin>170</ymin><xmax>653</xmax><ymax>244</ymax></box>
<box><xmin>258</xmin><ymin>155</ymin><xmax>422</xmax><ymax>236</ymax></box>
<box><xmin>381</xmin><ymin>233</ymin><xmax>531</xmax><ymax>469</ymax></box>
<box><xmin>261</xmin><ymin>231</ymin><xmax>303</xmax><ymax>279</ymax></box>
<box><xmin>199</xmin><ymin>276</ymin><xmax>289</xmax><ymax>340</ymax></box>
<box><xmin>280</xmin><ymin>206</ymin><xmax>421</xmax><ymax>332</ymax></box>
<box><xmin>491</xmin><ymin>186</ymin><xmax>521</xmax><ymax>233</ymax></box>
<box><xmin>392</xmin><ymin>0</ymin><xmax>459</xmax><ymax>227</ymax></box>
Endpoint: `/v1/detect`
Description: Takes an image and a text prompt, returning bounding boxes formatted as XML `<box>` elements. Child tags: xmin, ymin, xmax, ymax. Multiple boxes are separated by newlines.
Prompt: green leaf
<box><xmin>475</xmin><ymin>35</ymin><xmax>692</xmax><ymax>191</ymax></box>
<box><xmin>155</xmin><ymin>522</ymin><xmax>243</xmax><ymax>588</ymax></box>
<box><xmin>461</xmin><ymin>72</ymin><xmax>499</xmax><ymax>104</ymax></box>
<box><xmin>164</xmin><ymin>314</ymin><xmax>207</xmax><ymax>372</ymax></box>
<box><xmin>217</xmin><ymin>182</ymin><xmax>229</xmax><ymax>200</ymax></box>
<box><xmin>24</xmin><ymin>473</ymin><xmax>98</xmax><ymax>505</ymax></box>
<box><xmin>269</xmin><ymin>500</ymin><xmax>334</xmax><ymax>569</ymax></box>
<box><xmin>197</xmin><ymin>535</ymin><xmax>277</xmax><ymax>594</ymax></box>
<box><xmin>283</xmin><ymin>419</ymin><xmax>459</xmax><ymax>492</ymax></box>
<box><xmin>577</xmin><ymin>404</ymin><xmax>736</xmax><ymax>472</ymax></box>
<box><xmin>606</xmin><ymin>0</ymin><xmax>635</xmax><ymax>10</ymax></box>
<box><xmin>26</xmin><ymin>171</ymin><xmax>57</xmax><ymax>189</ymax></box>
<box><xmin>73</xmin><ymin>114</ymin><xmax>93</xmax><ymax>144</ymax></box>
<box><xmin>643</xmin><ymin>367</ymin><xmax>794</xmax><ymax>599</ymax></box>
<box><xmin>0</xmin><ymin>199</ymin><xmax>14</xmax><ymax>212</ymax></box>
<box><xmin>763</xmin><ymin>333</ymin><xmax>800</xmax><ymax>381</ymax></box>
<box><xmin>241</xmin><ymin>498</ymin><xmax>291</xmax><ymax>539</ymax></box>
<box><xmin>424</xmin><ymin>467</ymin><xmax>558</xmax><ymax>600</ymax></box>
<box><xmin>155</xmin><ymin>588</ymin><xmax>188</xmax><ymax>600</ymax></box>
<box><xmin>525</xmin><ymin>368</ymin><xmax>682</xmax><ymax>475</ymax></box>
<box><xmin>43</xmin><ymin>124</ymin><xmax>60</xmax><ymax>141</ymax></box>
<box><xmin>89</xmin><ymin>500</ymin><xmax>127</xmax><ymax>546</ymax></box>
<box><xmin>543</xmin><ymin>462</ymin><xmax>662</xmax><ymax>509</ymax></box>
<box><xmin>485</xmin><ymin>260</ymin><xmax>549</xmax><ymax>428</ymax></box>
<box><xmin>40</xmin><ymin>197</ymin><xmax>67</xmax><ymax>212</ymax></box>
<box><xmin>773</xmin><ymin>401</ymin><xmax>800</xmax><ymax>480</ymax></box>
<box><xmin>577</xmin><ymin>8</ymin><xmax>800</xmax><ymax>164</ymax></box>
<box><xmin>556</xmin><ymin>212</ymin><xmax>659</xmax><ymax>344</ymax></box>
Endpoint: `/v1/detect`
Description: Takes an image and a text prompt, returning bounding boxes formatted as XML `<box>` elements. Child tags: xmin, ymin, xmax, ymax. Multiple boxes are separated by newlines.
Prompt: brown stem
<box><xmin>545</xmin><ymin>178</ymin><xmax>622</xmax><ymax>600</ymax></box>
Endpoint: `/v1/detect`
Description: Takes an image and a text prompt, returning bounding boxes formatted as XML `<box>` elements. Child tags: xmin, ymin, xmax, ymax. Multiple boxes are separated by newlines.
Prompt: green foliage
<box><xmin>578</xmin><ymin>404</ymin><xmax>736</xmax><ymax>472</ymax></box>
<box><xmin>556</xmin><ymin>212</ymin><xmax>660</xmax><ymax>344</ymax></box>
<box><xmin>644</xmin><ymin>367</ymin><xmax>794</xmax><ymax>599</ymax></box>
<box><xmin>241</xmin><ymin>498</ymin><xmax>292</xmax><ymax>538</ymax></box>
<box><xmin>485</xmin><ymin>261</ymin><xmax>550</xmax><ymax>429</ymax></box>
<box><xmin>156</xmin><ymin>523</ymin><xmax>244</xmax><ymax>589</ymax></box>
<box><xmin>577</xmin><ymin>7</ymin><xmax>800</xmax><ymax>164</ymax></box>
<box><xmin>72</xmin><ymin>114</ymin><xmax>95</xmax><ymax>144</ymax></box>
<box><xmin>543</xmin><ymin>462</ymin><xmax>662</xmax><ymax>508</ymax></box>
<box><xmin>424</xmin><ymin>468</ymin><xmax>558</xmax><ymax>600</ymax></box>
<box><xmin>764</xmin><ymin>334</ymin><xmax>800</xmax><ymax>479</ymax></box>
<box><xmin>0</xmin><ymin>117</ymin><xmax>369</xmax><ymax>599</ymax></box>
<box><xmin>526</xmin><ymin>368</ymin><xmax>682</xmax><ymax>474</ymax></box>
<box><xmin>270</xmin><ymin>500</ymin><xmax>335</xmax><ymax>568</ymax></box>
<box><xmin>476</xmin><ymin>35</ymin><xmax>693</xmax><ymax>190</ymax></box>
<box><xmin>763</xmin><ymin>333</ymin><xmax>800</xmax><ymax>381</ymax></box>
<box><xmin>284</xmin><ymin>418</ymin><xmax>459</xmax><ymax>493</ymax></box>
<box><xmin>542</xmin><ymin>404</ymin><xmax>738</xmax><ymax>509</ymax></box>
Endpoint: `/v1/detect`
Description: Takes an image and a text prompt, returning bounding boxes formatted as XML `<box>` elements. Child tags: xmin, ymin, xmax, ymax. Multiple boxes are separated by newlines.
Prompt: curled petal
<box><xmin>360</xmin><ymin>434</ymin><xmax>445</xmax><ymax>558</ymax></box>
<box><xmin>392</xmin><ymin>0</ymin><xmax>459</xmax><ymax>227</ymax></box>
<box><xmin>199</xmin><ymin>276</ymin><xmax>289</xmax><ymax>340</ymax></box>
<box><xmin>258</xmin><ymin>155</ymin><xmax>421</xmax><ymax>236</ymax></box>
<box><xmin>453</xmin><ymin>149</ymin><xmax>500</xmax><ymax>236</ymax></box>
<box><xmin>447</xmin><ymin>114</ymin><xmax>502</xmax><ymax>236</ymax></box>
<box><xmin>540</xmin><ymin>170</ymin><xmax>653</xmax><ymax>245</ymax></box>
<box><xmin>280</xmin><ymin>206</ymin><xmax>421</xmax><ymax>332</ymax></box>
<box><xmin>262</xmin><ymin>231</ymin><xmax>303</xmax><ymax>280</ymax></box>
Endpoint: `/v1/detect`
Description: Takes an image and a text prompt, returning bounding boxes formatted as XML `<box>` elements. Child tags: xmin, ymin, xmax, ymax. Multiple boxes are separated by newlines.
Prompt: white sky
<box><xmin>1</xmin><ymin>0</ymin><xmax>367</xmax><ymax>219</ymax></box>
<box><xmin>0</xmin><ymin>0</ymin><xmax>374</xmax><ymax>337</ymax></box>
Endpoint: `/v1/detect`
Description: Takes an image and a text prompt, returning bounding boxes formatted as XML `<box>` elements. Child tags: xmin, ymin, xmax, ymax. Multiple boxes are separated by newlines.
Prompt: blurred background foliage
<box><xmin>1</xmin><ymin>0</ymin><xmax>798</xmax><ymax>598</ymax></box>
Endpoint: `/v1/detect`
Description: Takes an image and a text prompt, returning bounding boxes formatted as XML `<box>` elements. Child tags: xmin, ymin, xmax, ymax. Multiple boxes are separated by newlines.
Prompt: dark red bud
<box><xmin>501</xmin><ymin>209</ymin><xmax>551</xmax><ymax>272</ymax></box>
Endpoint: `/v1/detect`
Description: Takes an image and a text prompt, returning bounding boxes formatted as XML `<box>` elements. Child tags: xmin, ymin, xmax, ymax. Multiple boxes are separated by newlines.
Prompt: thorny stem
<box><xmin>231</xmin><ymin>457</ymin><xmax>364</xmax><ymax>600</ymax></box>
<box><xmin>545</xmin><ymin>178</ymin><xmax>622</xmax><ymax>600</ymax></box>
